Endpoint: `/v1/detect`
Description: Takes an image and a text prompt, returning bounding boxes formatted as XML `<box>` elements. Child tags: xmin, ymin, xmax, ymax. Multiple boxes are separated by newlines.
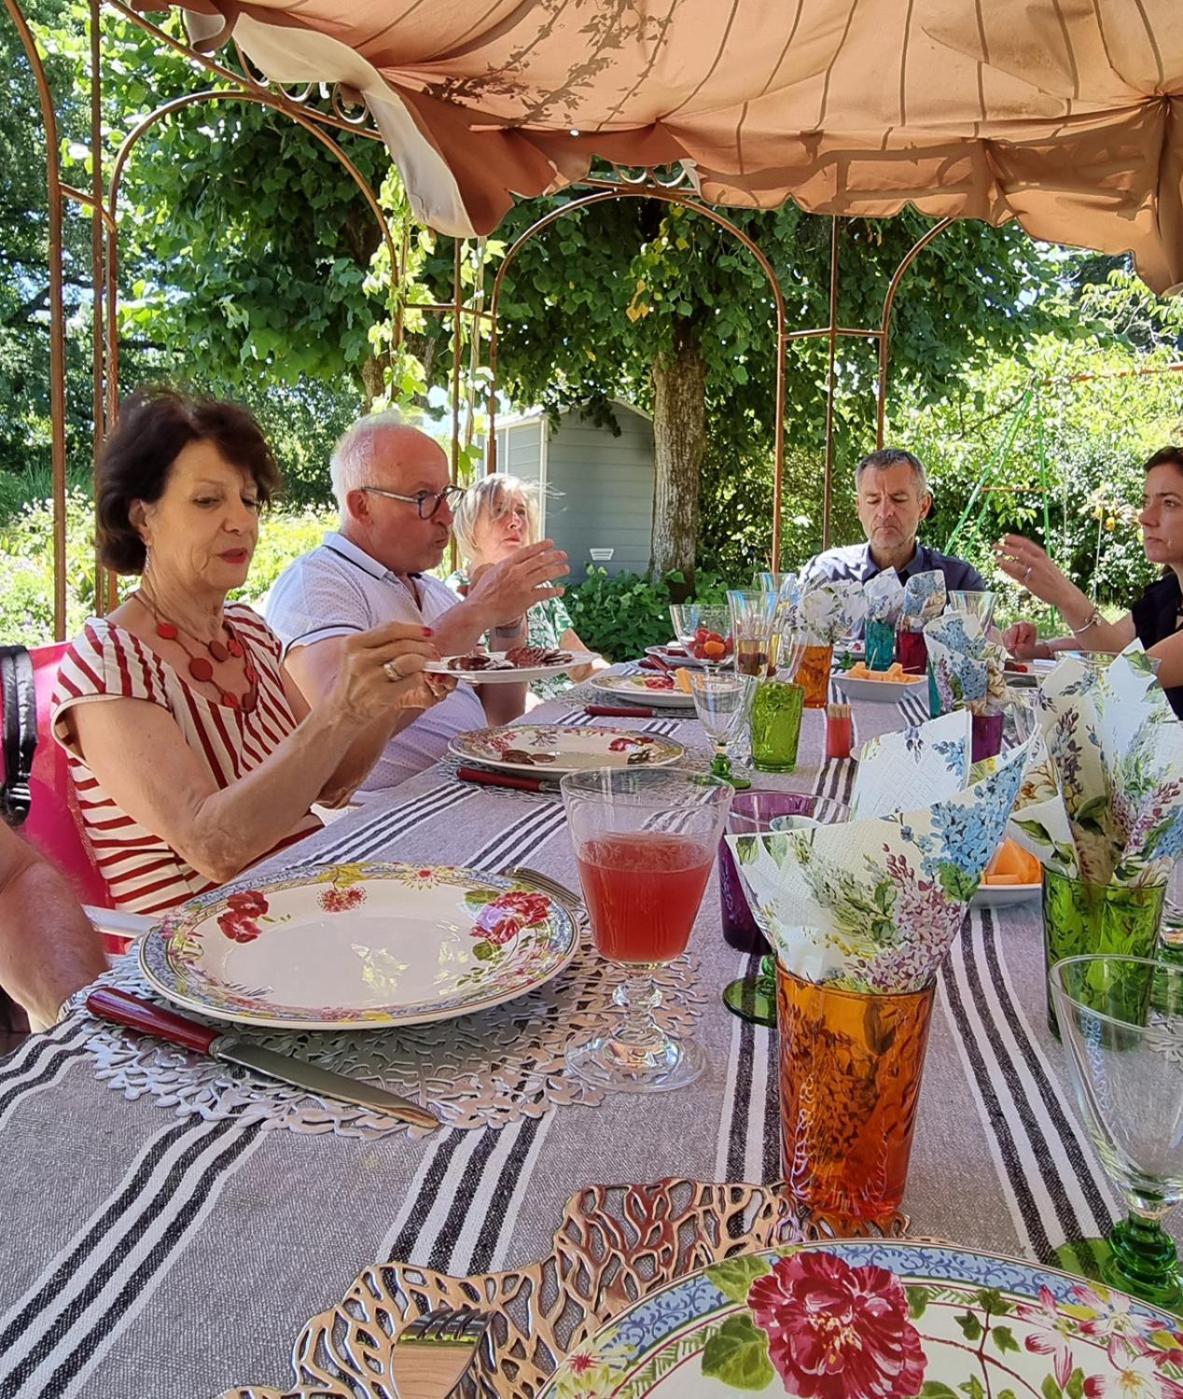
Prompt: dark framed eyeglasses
<box><xmin>360</xmin><ymin>484</ymin><xmax>466</xmax><ymax>520</ymax></box>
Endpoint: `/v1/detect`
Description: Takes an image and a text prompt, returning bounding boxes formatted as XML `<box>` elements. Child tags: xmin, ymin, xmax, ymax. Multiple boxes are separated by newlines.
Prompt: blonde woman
<box><xmin>450</xmin><ymin>475</ymin><xmax>594</xmax><ymax>699</ymax></box>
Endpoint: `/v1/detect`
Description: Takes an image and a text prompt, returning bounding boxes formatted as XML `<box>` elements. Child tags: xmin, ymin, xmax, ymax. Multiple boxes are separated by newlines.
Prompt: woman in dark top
<box><xmin>995</xmin><ymin>446</ymin><xmax>1183</xmax><ymax>718</ymax></box>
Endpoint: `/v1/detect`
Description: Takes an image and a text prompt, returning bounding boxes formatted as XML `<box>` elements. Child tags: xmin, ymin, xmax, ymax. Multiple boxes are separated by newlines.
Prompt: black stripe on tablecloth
<box><xmin>21</xmin><ymin>1121</ymin><xmax>263</xmax><ymax>1399</ymax></box>
<box><xmin>978</xmin><ymin>911</ymin><xmax>1115</xmax><ymax>1236</ymax></box>
<box><xmin>427</xmin><ymin>1128</ymin><xmax>505</xmax><ymax>1273</ymax></box>
<box><xmin>302</xmin><ymin>781</ymin><xmax>478</xmax><ymax>868</ymax></box>
<box><xmin>0</xmin><ymin>1021</ymin><xmax>89</xmax><ymax>1128</ymax></box>
<box><xmin>0</xmin><ymin>1117</ymin><xmax>250</xmax><ymax>1395</ymax></box>
<box><xmin>957</xmin><ymin>923</ymin><xmax>1088</xmax><ymax>1250</ymax></box>
<box><xmin>467</xmin><ymin>1115</ymin><xmax>544</xmax><ymax>1273</ymax></box>
<box><xmin>381</xmin><ymin>799</ymin><xmax>575</xmax><ymax>1267</ymax></box>
<box><xmin>939</xmin><ymin>947</ymin><xmax>1052</xmax><ymax>1259</ymax></box>
<box><xmin>725</xmin><ymin>1006</ymin><xmax>759</xmax><ymax>1183</ymax></box>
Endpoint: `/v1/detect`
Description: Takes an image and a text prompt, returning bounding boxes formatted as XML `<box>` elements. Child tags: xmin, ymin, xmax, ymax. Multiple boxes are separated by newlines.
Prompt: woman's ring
<box><xmin>1023</xmin><ymin>566</ymin><xmax>1033</xmax><ymax>584</ymax></box>
<box><xmin>384</xmin><ymin>657</ymin><xmax>406</xmax><ymax>682</ymax></box>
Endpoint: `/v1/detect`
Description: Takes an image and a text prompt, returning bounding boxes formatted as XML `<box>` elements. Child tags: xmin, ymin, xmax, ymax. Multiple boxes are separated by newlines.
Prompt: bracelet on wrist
<box><xmin>1068</xmin><ymin>606</ymin><xmax>1102</xmax><ymax>636</ymax></box>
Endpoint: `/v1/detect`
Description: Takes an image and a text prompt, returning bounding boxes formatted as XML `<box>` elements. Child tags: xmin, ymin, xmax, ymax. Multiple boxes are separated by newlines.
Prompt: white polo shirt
<box><xmin>264</xmin><ymin>531</ymin><xmax>486</xmax><ymax>794</ymax></box>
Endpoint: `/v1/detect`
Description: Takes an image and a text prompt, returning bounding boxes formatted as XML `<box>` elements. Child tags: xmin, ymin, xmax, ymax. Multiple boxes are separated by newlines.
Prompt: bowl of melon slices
<box><xmin>972</xmin><ymin>839</ymin><xmax>1041</xmax><ymax>909</ymax></box>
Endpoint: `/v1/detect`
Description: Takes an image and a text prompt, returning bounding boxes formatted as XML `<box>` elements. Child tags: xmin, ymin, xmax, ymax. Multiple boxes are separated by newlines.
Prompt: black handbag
<box><xmin>0</xmin><ymin>644</ymin><xmax>36</xmax><ymax>829</ymax></box>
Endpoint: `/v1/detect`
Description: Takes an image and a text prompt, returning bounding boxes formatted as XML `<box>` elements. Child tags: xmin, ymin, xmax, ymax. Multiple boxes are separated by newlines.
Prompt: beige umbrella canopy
<box><xmin>154</xmin><ymin>0</ymin><xmax>1182</xmax><ymax>289</ymax></box>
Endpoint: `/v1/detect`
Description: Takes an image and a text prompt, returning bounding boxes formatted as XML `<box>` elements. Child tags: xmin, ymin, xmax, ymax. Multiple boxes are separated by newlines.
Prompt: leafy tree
<box><xmin>454</xmin><ymin>198</ymin><xmax>1063</xmax><ymax>587</ymax></box>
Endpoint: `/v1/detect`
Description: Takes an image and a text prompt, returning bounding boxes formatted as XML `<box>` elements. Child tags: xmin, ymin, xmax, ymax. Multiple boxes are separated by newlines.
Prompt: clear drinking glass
<box><xmin>689</xmin><ymin>669</ymin><xmax>754</xmax><ymax>788</ymax></box>
<box><xmin>728</xmin><ymin>589</ymin><xmax>778</xmax><ymax>677</ymax></box>
<box><xmin>1051</xmin><ymin>954</ymin><xmax>1183</xmax><ymax>1308</ymax></box>
<box><xmin>561</xmin><ymin>768</ymin><xmax>731</xmax><ymax>1093</ymax></box>
<box><xmin>948</xmin><ymin>590</ymin><xmax>997</xmax><ymax>630</ymax></box>
<box><xmin>669</xmin><ymin>603</ymin><xmax>733</xmax><ymax>668</ymax></box>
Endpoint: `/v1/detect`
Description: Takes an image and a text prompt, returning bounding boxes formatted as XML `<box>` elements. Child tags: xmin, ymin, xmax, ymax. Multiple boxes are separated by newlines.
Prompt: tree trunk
<box><xmin>650</xmin><ymin>322</ymin><xmax>707</xmax><ymax>596</ymax></box>
<box><xmin>359</xmin><ymin>355</ymin><xmax>385</xmax><ymax>406</ymax></box>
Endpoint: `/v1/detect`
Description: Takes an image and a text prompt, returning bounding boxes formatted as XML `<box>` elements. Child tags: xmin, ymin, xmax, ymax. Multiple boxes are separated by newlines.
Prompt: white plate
<box><xmin>450</xmin><ymin>724</ymin><xmax>685</xmax><ymax>776</ymax></box>
<box><xmin>590</xmin><ymin>674</ymin><xmax>695</xmax><ymax>709</ymax></box>
<box><xmin>139</xmin><ymin>862</ymin><xmax>579</xmax><ymax>1030</ymax></box>
<box><xmin>425</xmin><ymin>650</ymin><xmax>599</xmax><ymax>684</ymax></box>
<box><xmin>832</xmin><ymin>672</ymin><xmax>927</xmax><ymax>703</ymax></box>
<box><xmin>645</xmin><ymin>644</ymin><xmax>707</xmax><ymax>669</ymax></box>
<box><xmin>1004</xmin><ymin>657</ymin><xmax>1058</xmax><ymax>685</ymax></box>
<box><xmin>972</xmin><ymin>881</ymin><xmax>1041</xmax><ymax>908</ymax></box>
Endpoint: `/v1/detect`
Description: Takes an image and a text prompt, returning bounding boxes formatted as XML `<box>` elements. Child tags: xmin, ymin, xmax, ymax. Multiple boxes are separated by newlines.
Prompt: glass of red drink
<box><xmin>560</xmin><ymin>767</ymin><xmax>732</xmax><ymax>1093</ymax></box>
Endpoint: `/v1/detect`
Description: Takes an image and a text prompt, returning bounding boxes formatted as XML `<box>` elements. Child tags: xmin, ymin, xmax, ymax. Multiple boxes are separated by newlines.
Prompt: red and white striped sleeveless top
<box><xmin>52</xmin><ymin>605</ymin><xmax>321</xmax><ymax>914</ymax></box>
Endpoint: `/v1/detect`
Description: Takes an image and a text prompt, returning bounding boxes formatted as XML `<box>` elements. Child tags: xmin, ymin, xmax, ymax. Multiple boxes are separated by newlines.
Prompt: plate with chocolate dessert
<box><xmin>450</xmin><ymin>724</ymin><xmax>685</xmax><ymax>776</ymax></box>
<box><xmin>426</xmin><ymin>645</ymin><xmax>599</xmax><ymax>684</ymax></box>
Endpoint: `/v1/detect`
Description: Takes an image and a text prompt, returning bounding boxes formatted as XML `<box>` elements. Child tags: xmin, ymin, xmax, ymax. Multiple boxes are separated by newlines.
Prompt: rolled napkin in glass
<box><xmin>849</xmin><ymin>709</ymin><xmax>972</xmax><ymax>820</ymax></box>
<box><xmin>863</xmin><ymin>571</ymin><xmax>904</xmax><ymax>672</ymax></box>
<box><xmin>897</xmin><ymin>569</ymin><xmax>947</xmax><ymax>674</ymax></box>
<box><xmin>1009</xmin><ymin>642</ymin><xmax>1183</xmax><ymax>889</ymax></box>
<box><xmin>727</xmin><ymin>736</ymin><xmax>1032</xmax><ymax>993</ymax></box>
<box><xmin>922</xmin><ymin>611</ymin><xmax>1009</xmax><ymax>757</ymax></box>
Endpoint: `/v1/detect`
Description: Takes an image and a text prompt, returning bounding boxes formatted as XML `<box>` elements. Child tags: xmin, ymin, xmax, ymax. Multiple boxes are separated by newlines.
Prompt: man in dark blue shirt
<box><xmin>803</xmin><ymin>448</ymin><xmax>988</xmax><ymax>594</ymax></box>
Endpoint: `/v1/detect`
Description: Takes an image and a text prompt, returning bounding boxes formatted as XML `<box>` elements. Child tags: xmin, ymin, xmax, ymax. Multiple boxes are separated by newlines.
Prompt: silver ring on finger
<box><xmin>1023</xmin><ymin>566</ymin><xmax>1033</xmax><ymax>584</ymax></box>
<box><xmin>383</xmin><ymin>656</ymin><xmax>406</xmax><ymax>682</ymax></box>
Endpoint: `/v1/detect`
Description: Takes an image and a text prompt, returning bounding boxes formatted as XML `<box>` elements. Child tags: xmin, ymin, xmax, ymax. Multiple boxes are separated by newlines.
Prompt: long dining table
<box><xmin>0</xmin><ymin>670</ymin><xmax>1157</xmax><ymax>1399</ymax></box>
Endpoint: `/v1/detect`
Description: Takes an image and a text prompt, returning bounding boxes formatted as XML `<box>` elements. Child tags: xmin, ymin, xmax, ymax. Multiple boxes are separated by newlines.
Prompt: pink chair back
<box><xmin>11</xmin><ymin>643</ymin><xmax>113</xmax><ymax>910</ymax></box>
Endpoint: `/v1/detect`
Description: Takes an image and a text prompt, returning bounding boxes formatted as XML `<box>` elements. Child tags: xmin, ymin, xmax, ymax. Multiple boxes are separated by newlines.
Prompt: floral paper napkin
<box><xmin>923</xmin><ymin>613</ymin><xmax>1008</xmax><ymax>716</ymax></box>
<box><xmin>864</xmin><ymin>570</ymin><xmax>905</xmax><ymax>625</ymax></box>
<box><xmin>851</xmin><ymin>710</ymin><xmax>972</xmax><ymax>820</ymax></box>
<box><xmin>900</xmin><ymin>570</ymin><xmax>947</xmax><ymax>631</ymax></box>
<box><xmin>728</xmin><ymin>738</ymin><xmax>1032</xmax><ymax>992</ymax></box>
<box><xmin>1008</xmin><ymin>644</ymin><xmax>1183</xmax><ymax>887</ymax></box>
<box><xmin>799</xmin><ymin>580</ymin><xmax>867</xmax><ymax>645</ymax></box>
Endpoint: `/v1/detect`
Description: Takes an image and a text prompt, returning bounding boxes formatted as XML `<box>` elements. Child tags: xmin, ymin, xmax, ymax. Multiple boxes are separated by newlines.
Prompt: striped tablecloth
<box><xmin>0</xmin><ymin>680</ymin><xmax>1156</xmax><ymax>1399</ymax></box>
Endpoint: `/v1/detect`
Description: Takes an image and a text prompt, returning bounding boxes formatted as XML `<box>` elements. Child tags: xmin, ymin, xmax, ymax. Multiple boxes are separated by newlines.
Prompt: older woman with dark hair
<box><xmin>52</xmin><ymin>388</ymin><xmax>452</xmax><ymax>913</ymax></box>
<box><xmin>997</xmin><ymin>446</ymin><xmax>1183</xmax><ymax>717</ymax></box>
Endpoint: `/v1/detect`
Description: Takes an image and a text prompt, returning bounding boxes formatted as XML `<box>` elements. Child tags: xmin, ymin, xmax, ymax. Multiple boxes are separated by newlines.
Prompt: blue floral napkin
<box><xmin>864</xmin><ymin>570</ymin><xmax>904</xmax><ymax>624</ymax></box>
<box><xmin>728</xmin><ymin>738</ymin><xmax>1033</xmax><ymax>992</ymax></box>
<box><xmin>799</xmin><ymin>580</ymin><xmax>867</xmax><ymax>645</ymax></box>
<box><xmin>923</xmin><ymin>613</ymin><xmax>1008</xmax><ymax>716</ymax></box>
<box><xmin>850</xmin><ymin>710</ymin><xmax>972</xmax><ymax>820</ymax></box>
<box><xmin>900</xmin><ymin>570</ymin><xmax>947</xmax><ymax>631</ymax></box>
<box><xmin>1009</xmin><ymin>644</ymin><xmax>1183</xmax><ymax>886</ymax></box>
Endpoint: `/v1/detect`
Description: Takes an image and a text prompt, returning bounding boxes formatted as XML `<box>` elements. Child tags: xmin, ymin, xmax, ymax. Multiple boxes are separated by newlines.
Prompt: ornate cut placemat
<box><xmin>221</xmin><ymin>1175</ymin><xmax>908</xmax><ymax>1398</ymax></box>
<box><xmin>69</xmin><ymin>942</ymin><xmax>705</xmax><ymax>1137</ymax></box>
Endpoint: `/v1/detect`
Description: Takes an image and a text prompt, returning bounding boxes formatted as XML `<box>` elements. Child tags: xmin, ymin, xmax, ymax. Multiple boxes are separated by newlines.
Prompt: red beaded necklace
<box><xmin>133</xmin><ymin>590</ymin><xmax>258</xmax><ymax>712</ymax></box>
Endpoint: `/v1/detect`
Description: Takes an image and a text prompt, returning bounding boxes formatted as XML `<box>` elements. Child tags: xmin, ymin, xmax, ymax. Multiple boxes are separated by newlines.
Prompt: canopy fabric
<box><xmin>161</xmin><ymin>0</ymin><xmax>1183</xmax><ymax>291</ymax></box>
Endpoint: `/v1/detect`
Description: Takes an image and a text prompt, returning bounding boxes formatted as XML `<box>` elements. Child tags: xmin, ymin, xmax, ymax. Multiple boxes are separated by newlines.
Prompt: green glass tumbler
<box><xmin>1042</xmin><ymin>868</ymin><xmax>1166</xmax><ymax>1040</ymax></box>
<box><xmin>750</xmin><ymin>679</ymin><xmax>805</xmax><ymax>773</ymax></box>
<box><xmin>865</xmin><ymin>618</ymin><xmax>896</xmax><ymax>673</ymax></box>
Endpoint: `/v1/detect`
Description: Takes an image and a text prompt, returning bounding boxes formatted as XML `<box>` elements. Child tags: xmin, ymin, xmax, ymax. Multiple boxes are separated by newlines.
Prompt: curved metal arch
<box><xmin>485</xmin><ymin>186</ymin><xmax>790</xmax><ymax>566</ymax></box>
<box><xmin>2</xmin><ymin>0</ymin><xmax>69</xmax><ymax>634</ymax></box>
<box><xmin>104</xmin><ymin>86</ymin><xmax>402</xmax><ymax>414</ymax></box>
<box><xmin>876</xmin><ymin>217</ymin><xmax>954</xmax><ymax>445</ymax></box>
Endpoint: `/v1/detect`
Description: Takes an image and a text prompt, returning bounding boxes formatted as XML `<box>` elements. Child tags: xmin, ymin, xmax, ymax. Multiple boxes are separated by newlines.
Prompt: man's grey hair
<box><xmin>854</xmin><ymin>447</ymin><xmax>930</xmax><ymax>497</ymax></box>
<box><xmin>329</xmin><ymin>410</ymin><xmax>409</xmax><ymax>515</ymax></box>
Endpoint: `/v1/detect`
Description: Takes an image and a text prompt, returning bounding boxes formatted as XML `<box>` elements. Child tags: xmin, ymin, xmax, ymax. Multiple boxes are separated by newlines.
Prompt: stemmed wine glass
<box><xmin>688</xmin><ymin>669</ymin><xmax>754</xmax><ymax>789</ymax></box>
<box><xmin>669</xmin><ymin>604</ymin><xmax>734</xmax><ymax>669</ymax></box>
<box><xmin>1050</xmin><ymin>954</ymin><xmax>1183</xmax><ymax>1308</ymax></box>
<box><xmin>561</xmin><ymin>768</ymin><xmax>731</xmax><ymax>1092</ymax></box>
<box><xmin>948</xmin><ymin>589</ymin><xmax>998</xmax><ymax>630</ymax></box>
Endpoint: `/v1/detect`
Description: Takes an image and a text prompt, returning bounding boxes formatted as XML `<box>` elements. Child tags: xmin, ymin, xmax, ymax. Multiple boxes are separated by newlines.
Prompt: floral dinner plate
<box><xmin>590</xmin><ymin>674</ymin><xmax>695</xmax><ymax>709</ymax></box>
<box><xmin>450</xmin><ymin>724</ymin><xmax>685</xmax><ymax>776</ymax></box>
<box><xmin>424</xmin><ymin>651</ymin><xmax>599</xmax><ymax>684</ymax></box>
<box><xmin>139</xmin><ymin>862</ymin><xmax>578</xmax><ymax>1030</ymax></box>
<box><xmin>541</xmin><ymin>1237</ymin><xmax>1181</xmax><ymax>1397</ymax></box>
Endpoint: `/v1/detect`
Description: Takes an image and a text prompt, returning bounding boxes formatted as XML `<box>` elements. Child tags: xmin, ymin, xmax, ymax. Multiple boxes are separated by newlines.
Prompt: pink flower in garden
<box><xmin>746</xmin><ymin>1251</ymin><xmax>926</xmax><ymax>1399</ymax></box>
<box><xmin>318</xmin><ymin>886</ymin><xmax>366</xmax><ymax>913</ymax></box>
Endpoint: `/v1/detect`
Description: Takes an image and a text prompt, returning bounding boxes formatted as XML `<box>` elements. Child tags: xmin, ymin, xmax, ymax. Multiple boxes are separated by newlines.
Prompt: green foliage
<box><xmin>0</xmin><ymin>493</ymin><xmax>332</xmax><ymax>646</ymax></box>
<box><xmin>564</xmin><ymin>565</ymin><xmax>728</xmax><ymax>662</ymax></box>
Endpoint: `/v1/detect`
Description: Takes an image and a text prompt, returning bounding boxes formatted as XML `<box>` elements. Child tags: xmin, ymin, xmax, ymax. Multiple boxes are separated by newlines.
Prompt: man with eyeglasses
<box><xmin>265</xmin><ymin>412</ymin><xmax>568</xmax><ymax>792</ymax></box>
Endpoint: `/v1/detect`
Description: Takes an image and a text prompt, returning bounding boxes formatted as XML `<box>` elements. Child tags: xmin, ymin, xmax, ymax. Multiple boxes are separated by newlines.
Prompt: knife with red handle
<box><xmin>455</xmin><ymin>765</ymin><xmax>558</xmax><ymax>793</ymax></box>
<box><xmin>86</xmin><ymin>988</ymin><xmax>438</xmax><ymax>1128</ymax></box>
<box><xmin>583</xmin><ymin>704</ymin><xmax>662</xmax><ymax>718</ymax></box>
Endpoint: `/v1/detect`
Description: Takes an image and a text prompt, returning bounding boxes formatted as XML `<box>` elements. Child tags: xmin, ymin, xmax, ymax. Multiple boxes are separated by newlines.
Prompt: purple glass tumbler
<box><xmin>720</xmin><ymin>792</ymin><xmax>832</xmax><ymax>953</ymax></box>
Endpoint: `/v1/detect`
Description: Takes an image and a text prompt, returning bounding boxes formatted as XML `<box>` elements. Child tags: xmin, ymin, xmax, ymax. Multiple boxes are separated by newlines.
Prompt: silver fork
<box><xmin>390</xmin><ymin>1305</ymin><xmax>490</xmax><ymax>1398</ymax></box>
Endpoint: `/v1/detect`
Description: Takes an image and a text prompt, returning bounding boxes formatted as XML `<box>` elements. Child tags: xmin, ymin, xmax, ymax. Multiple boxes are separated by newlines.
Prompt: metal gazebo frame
<box><xmin>4</xmin><ymin>0</ymin><xmax>952</xmax><ymax>637</ymax></box>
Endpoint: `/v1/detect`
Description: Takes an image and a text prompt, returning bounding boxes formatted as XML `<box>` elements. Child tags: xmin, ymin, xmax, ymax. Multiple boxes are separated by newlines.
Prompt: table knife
<box><xmin>584</xmin><ymin>704</ymin><xmax>663</xmax><ymax>718</ymax></box>
<box><xmin>86</xmin><ymin>988</ymin><xmax>439</xmax><ymax>1129</ymax></box>
<box><xmin>455</xmin><ymin>765</ymin><xmax>559</xmax><ymax>794</ymax></box>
